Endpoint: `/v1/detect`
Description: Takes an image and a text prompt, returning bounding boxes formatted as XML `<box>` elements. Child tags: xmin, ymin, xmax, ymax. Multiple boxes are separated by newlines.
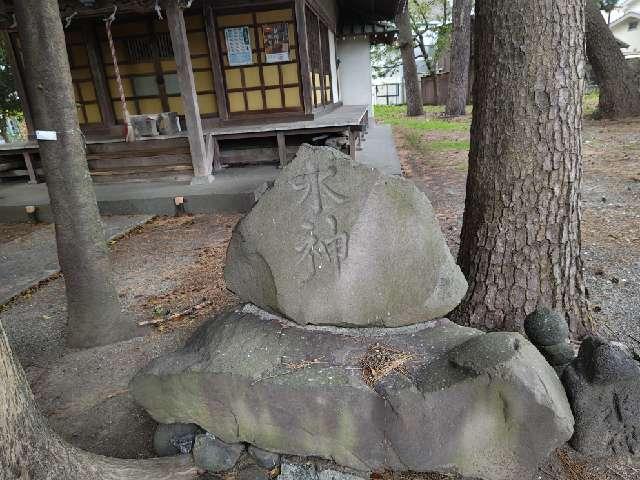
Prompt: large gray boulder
<box><xmin>562</xmin><ymin>336</ymin><xmax>640</xmax><ymax>456</ymax></box>
<box><xmin>130</xmin><ymin>305</ymin><xmax>574</xmax><ymax>480</ymax></box>
<box><xmin>224</xmin><ymin>144</ymin><xmax>467</xmax><ymax>327</ymax></box>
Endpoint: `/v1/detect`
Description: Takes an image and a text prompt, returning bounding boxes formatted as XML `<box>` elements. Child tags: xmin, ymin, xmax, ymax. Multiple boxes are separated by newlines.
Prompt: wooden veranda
<box><xmin>0</xmin><ymin>105</ymin><xmax>369</xmax><ymax>184</ymax></box>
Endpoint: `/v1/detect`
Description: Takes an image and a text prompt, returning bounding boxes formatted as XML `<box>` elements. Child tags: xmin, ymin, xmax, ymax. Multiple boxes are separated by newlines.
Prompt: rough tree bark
<box><xmin>585</xmin><ymin>0</ymin><xmax>640</xmax><ymax>119</ymax></box>
<box><xmin>445</xmin><ymin>0</ymin><xmax>472</xmax><ymax>116</ymax></box>
<box><xmin>453</xmin><ymin>0</ymin><xmax>590</xmax><ymax>337</ymax></box>
<box><xmin>396</xmin><ymin>3</ymin><xmax>424</xmax><ymax>116</ymax></box>
<box><xmin>0</xmin><ymin>318</ymin><xmax>198</xmax><ymax>479</ymax></box>
<box><xmin>14</xmin><ymin>0</ymin><xmax>139</xmax><ymax>348</ymax></box>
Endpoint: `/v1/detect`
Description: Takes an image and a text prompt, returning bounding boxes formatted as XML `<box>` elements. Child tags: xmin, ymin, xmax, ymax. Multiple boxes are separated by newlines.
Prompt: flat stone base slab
<box><xmin>130</xmin><ymin>305</ymin><xmax>574</xmax><ymax>480</ymax></box>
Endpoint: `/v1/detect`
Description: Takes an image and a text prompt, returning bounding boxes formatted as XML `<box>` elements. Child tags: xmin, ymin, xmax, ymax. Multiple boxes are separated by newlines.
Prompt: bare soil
<box><xmin>0</xmin><ymin>221</ymin><xmax>44</xmax><ymax>243</ymax></box>
<box><xmin>0</xmin><ymin>213</ymin><xmax>241</xmax><ymax>460</ymax></box>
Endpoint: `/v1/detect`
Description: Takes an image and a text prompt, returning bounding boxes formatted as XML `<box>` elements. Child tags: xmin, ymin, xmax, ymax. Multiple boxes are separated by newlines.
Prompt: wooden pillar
<box><xmin>295</xmin><ymin>0</ymin><xmax>313</xmax><ymax>115</ymax></box>
<box><xmin>348</xmin><ymin>129</ymin><xmax>357</xmax><ymax>161</ymax></box>
<box><xmin>276</xmin><ymin>132</ymin><xmax>287</xmax><ymax>167</ymax></box>
<box><xmin>82</xmin><ymin>22</ymin><xmax>116</xmax><ymax>127</ymax></box>
<box><xmin>2</xmin><ymin>31</ymin><xmax>35</xmax><ymax>136</ymax></box>
<box><xmin>22</xmin><ymin>152</ymin><xmax>38</xmax><ymax>184</ymax></box>
<box><xmin>205</xmin><ymin>133</ymin><xmax>223</xmax><ymax>171</ymax></box>
<box><xmin>166</xmin><ymin>1</ymin><xmax>212</xmax><ymax>183</ymax></box>
<box><xmin>204</xmin><ymin>4</ymin><xmax>229</xmax><ymax>122</ymax></box>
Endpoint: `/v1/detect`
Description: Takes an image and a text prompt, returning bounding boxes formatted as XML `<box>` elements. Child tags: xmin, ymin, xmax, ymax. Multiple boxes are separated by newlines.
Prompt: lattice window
<box><xmin>99</xmin><ymin>13</ymin><xmax>218</xmax><ymax>120</ymax></box>
<box><xmin>156</xmin><ymin>32</ymin><xmax>174</xmax><ymax>58</ymax></box>
<box><xmin>126</xmin><ymin>32</ymin><xmax>173</xmax><ymax>62</ymax></box>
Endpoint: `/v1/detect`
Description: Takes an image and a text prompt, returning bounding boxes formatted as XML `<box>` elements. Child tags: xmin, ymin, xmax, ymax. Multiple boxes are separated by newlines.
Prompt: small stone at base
<box><xmin>524</xmin><ymin>307</ymin><xmax>569</xmax><ymax>347</ymax></box>
<box><xmin>248</xmin><ymin>445</ymin><xmax>281</xmax><ymax>469</ymax></box>
<box><xmin>193</xmin><ymin>432</ymin><xmax>245</xmax><ymax>472</ymax></box>
<box><xmin>153</xmin><ymin>423</ymin><xmax>199</xmax><ymax>457</ymax></box>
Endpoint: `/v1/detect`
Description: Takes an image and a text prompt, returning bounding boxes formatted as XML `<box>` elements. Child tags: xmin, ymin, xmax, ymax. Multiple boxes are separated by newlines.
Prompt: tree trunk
<box><xmin>0</xmin><ymin>116</ymin><xmax>9</xmax><ymax>143</ymax></box>
<box><xmin>0</xmin><ymin>318</ymin><xmax>198</xmax><ymax>479</ymax></box>
<box><xmin>453</xmin><ymin>0</ymin><xmax>590</xmax><ymax>337</ymax></box>
<box><xmin>396</xmin><ymin>4</ymin><xmax>424</xmax><ymax>116</ymax></box>
<box><xmin>14</xmin><ymin>0</ymin><xmax>139</xmax><ymax>348</ymax></box>
<box><xmin>445</xmin><ymin>0</ymin><xmax>472</xmax><ymax>116</ymax></box>
<box><xmin>586</xmin><ymin>0</ymin><xmax>640</xmax><ymax>118</ymax></box>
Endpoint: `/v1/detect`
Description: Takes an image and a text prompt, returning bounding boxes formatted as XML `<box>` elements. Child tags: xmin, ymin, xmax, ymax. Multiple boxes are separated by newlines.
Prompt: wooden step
<box><xmin>89</xmin><ymin>164</ymin><xmax>193</xmax><ymax>177</ymax></box>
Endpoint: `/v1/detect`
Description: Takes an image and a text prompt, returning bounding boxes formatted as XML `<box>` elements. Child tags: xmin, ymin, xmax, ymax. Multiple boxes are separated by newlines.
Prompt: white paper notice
<box><xmin>35</xmin><ymin>130</ymin><xmax>58</xmax><ymax>141</ymax></box>
<box><xmin>225</xmin><ymin>26</ymin><xmax>253</xmax><ymax>66</ymax></box>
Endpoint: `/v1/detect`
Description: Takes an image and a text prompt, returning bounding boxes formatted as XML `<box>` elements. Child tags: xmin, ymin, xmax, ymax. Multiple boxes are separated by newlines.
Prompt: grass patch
<box><xmin>583</xmin><ymin>90</ymin><xmax>599</xmax><ymax>117</ymax></box>
<box><xmin>402</xmin><ymin>129</ymin><xmax>469</xmax><ymax>153</ymax></box>
<box><xmin>427</xmin><ymin>139</ymin><xmax>470</xmax><ymax>151</ymax></box>
<box><xmin>375</xmin><ymin>104</ymin><xmax>445</xmax><ymax>120</ymax></box>
<box><xmin>375</xmin><ymin>104</ymin><xmax>470</xmax><ymax>132</ymax></box>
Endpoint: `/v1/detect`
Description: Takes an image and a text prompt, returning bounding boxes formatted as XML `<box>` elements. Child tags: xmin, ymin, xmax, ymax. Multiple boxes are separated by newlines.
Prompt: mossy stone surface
<box><xmin>131</xmin><ymin>306</ymin><xmax>574</xmax><ymax>480</ymax></box>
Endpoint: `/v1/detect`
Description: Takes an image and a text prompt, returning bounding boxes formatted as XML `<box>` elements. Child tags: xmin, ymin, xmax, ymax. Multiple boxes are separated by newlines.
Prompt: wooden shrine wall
<box><xmin>7</xmin><ymin>0</ymin><xmax>340</xmax><ymax>128</ymax></box>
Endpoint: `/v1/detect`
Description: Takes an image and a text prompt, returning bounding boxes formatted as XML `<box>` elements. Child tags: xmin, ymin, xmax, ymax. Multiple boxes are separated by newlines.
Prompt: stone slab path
<box><xmin>358</xmin><ymin>121</ymin><xmax>402</xmax><ymax>176</ymax></box>
<box><xmin>0</xmin><ymin>215</ymin><xmax>152</xmax><ymax>305</ymax></box>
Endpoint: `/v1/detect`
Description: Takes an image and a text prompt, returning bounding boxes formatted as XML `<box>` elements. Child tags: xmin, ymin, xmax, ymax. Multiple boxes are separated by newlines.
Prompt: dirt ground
<box><xmin>394</xmin><ymin>112</ymin><xmax>640</xmax><ymax>353</ymax></box>
<box><xmin>0</xmin><ymin>221</ymin><xmax>45</xmax><ymax>243</ymax></box>
<box><xmin>0</xmin><ymin>213</ymin><xmax>241</xmax><ymax>461</ymax></box>
<box><xmin>0</xmin><ymin>111</ymin><xmax>639</xmax><ymax>479</ymax></box>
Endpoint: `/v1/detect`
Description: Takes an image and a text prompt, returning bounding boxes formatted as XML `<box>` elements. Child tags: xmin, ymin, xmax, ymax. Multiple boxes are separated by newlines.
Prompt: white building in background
<box><xmin>339</xmin><ymin>38</ymin><xmax>375</xmax><ymax>113</ymax></box>
<box><xmin>607</xmin><ymin>0</ymin><xmax>640</xmax><ymax>58</ymax></box>
<box><xmin>335</xmin><ymin>14</ymin><xmax>399</xmax><ymax>114</ymax></box>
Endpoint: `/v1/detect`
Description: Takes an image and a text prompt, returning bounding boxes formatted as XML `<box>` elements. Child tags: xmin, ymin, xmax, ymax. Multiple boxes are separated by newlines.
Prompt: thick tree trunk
<box><xmin>453</xmin><ymin>0</ymin><xmax>590</xmax><ymax>337</ymax></box>
<box><xmin>14</xmin><ymin>0</ymin><xmax>139</xmax><ymax>348</ymax></box>
<box><xmin>0</xmin><ymin>319</ymin><xmax>198</xmax><ymax>479</ymax></box>
<box><xmin>396</xmin><ymin>4</ymin><xmax>424</xmax><ymax>116</ymax></box>
<box><xmin>445</xmin><ymin>0</ymin><xmax>472</xmax><ymax>116</ymax></box>
<box><xmin>585</xmin><ymin>0</ymin><xmax>640</xmax><ymax>118</ymax></box>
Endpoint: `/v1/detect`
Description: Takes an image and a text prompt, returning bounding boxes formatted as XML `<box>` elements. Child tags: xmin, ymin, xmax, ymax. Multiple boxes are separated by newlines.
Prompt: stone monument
<box><xmin>131</xmin><ymin>145</ymin><xmax>574</xmax><ymax>480</ymax></box>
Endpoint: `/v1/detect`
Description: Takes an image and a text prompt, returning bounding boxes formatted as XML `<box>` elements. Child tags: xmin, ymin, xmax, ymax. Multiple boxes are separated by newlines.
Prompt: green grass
<box><xmin>375</xmin><ymin>104</ymin><xmax>445</xmax><ymax>119</ymax></box>
<box><xmin>377</xmin><ymin>92</ymin><xmax>599</xmax><ymax>126</ymax></box>
<box><xmin>379</xmin><ymin>92</ymin><xmax>598</xmax><ymax>172</ymax></box>
<box><xmin>374</xmin><ymin>104</ymin><xmax>471</xmax><ymax>132</ymax></box>
<box><xmin>583</xmin><ymin>90</ymin><xmax>599</xmax><ymax>117</ymax></box>
<box><xmin>428</xmin><ymin>139</ymin><xmax>471</xmax><ymax>151</ymax></box>
<box><xmin>402</xmin><ymin>128</ymin><xmax>470</xmax><ymax>153</ymax></box>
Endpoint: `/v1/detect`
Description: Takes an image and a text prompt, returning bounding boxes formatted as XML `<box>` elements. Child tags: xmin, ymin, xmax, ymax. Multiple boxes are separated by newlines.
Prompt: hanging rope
<box><xmin>154</xmin><ymin>0</ymin><xmax>163</xmax><ymax>20</ymax></box>
<box><xmin>64</xmin><ymin>11</ymin><xmax>78</xmax><ymax>29</ymax></box>
<box><xmin>105</xmin><ymin>6</ymin><xmax>136</xmax><ymax>142</ymax></box>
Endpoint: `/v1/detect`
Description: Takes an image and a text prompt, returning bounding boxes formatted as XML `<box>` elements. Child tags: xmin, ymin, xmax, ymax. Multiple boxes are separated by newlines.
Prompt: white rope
<box><xmin>104</xmin><ymin>5</ymin><xmax>136</xmax><ymax>142</ymax></box>
<box><xmin>154</xmin><ymin>0</ymin><xmax>163</xmax><ymax>20</ymax></box>
<box><xmin>64</xmin><ymin>11</ymin><xmax>78</xmax><ymax>29</ymax></box>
